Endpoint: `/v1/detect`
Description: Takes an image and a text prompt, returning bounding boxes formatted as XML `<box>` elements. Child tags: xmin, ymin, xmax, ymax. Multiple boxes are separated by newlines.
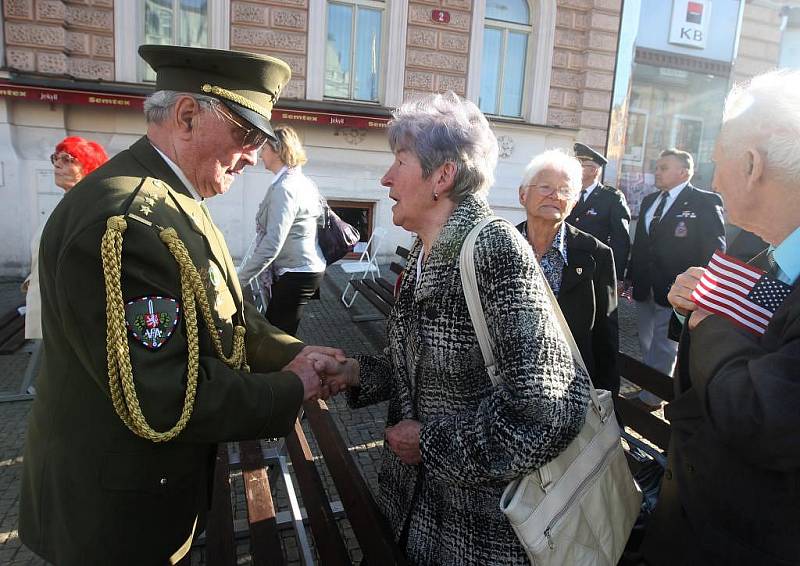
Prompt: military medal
<box><xmin>125</xmin><ymin>296</ymin><xmax>181</xmax><ymax>350</ymax></box>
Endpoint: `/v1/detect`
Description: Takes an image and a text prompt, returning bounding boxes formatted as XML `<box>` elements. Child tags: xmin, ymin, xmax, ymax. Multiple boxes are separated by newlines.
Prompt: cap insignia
<box><xmin>201</xmin><ymin>83</ymin><xmax>273</xmax><ymax>119</ymax></box>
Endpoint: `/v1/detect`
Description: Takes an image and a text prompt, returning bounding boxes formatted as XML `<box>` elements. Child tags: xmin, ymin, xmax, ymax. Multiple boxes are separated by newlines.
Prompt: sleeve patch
<box><xmin>124</xmin><ymin>296</ymin><xmax>181</xmax><ymax>350</ymax></box>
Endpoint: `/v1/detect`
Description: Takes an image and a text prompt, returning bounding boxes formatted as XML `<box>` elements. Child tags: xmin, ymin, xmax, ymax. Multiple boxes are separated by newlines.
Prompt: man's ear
<box><xmin>745</xmin><ymin>148</ymin><xmax>764</xmax><ymax>184</ymax></box>
<box><xmin>173</xmin><ymin>96</ymin><xmax>199</xmax><ymax>139</ymax></box>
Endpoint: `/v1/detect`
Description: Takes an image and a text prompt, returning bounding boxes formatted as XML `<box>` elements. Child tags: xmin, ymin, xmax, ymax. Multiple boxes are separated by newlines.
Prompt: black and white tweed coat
<box><xmin>350</xmin><ymin>196</ymin><xmax>591</xmax><ymax>565</ymax></box>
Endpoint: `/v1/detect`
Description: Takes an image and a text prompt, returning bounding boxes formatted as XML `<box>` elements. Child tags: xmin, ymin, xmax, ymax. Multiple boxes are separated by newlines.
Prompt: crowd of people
<box><xmin>16</xmin><ymin>42</ymin><xmax>799</xmax><ymax>566</ymax></box>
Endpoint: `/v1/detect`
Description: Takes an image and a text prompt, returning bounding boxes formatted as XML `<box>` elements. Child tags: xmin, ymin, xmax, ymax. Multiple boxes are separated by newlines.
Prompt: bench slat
<box><xmin>377</xmin><ymin>278</ymin><xmax>395</xmax><ymax>295</ymax></box>
<box><xmin>389</xmin><ymin>262</ymin><xmax>405</xmax><ymax>276</ymax></box>
<box><xmin>363</xmin><ymin>279</ymin><xmax>395</xmax><ymax>305</ymax></box>
<box><xmin>614</xmin><ymin>398</ymin><xmax>671</xmax><ymax>451</ymax></box>
<box><xmin>304</xmin><ymin>400</ymin><xmax>408</xmax><ymax>566</ymax></box>
<box><xmin>206</xmin><ymin>444</ymin><xmax>237</xmax><ymax>566</ymax></box>
<box><xmin>239</xmin><ymin>440</ymin><xmax>285</xmax><ymax>566</ymax></box>
<box><xmin>395</xmin><ymin>246</ymin><xmax>410</xmax><ymax>260</ymax></box>
<box><xmin>352</xmin><ymin>280</ymin><xmax>391</xmax><ymax>316</ymax></box>
<box><xmin>285</xmin><ymin>420</ymin><xmax>352</xmax><ymax>566</ymax></box>
<box><xmin>619</xmin><ymin>353</ymin><xmax>675</xmax><ymax>402</ymax></box>
<box><xmin>0</xmin><ymin>315</ymin><xmax>25</xmax><ymax>353</ymax></box>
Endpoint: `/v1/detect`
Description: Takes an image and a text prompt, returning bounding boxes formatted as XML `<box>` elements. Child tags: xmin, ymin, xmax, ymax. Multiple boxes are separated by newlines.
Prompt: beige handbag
<box><xmin>459</xmin><ymin>217</ymin><xmax>642</xmax><ymax>566</ymax></box>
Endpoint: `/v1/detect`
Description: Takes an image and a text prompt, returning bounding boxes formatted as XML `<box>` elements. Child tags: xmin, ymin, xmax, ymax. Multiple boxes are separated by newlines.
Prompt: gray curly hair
<box><xmin>387</xmin><ymin>91</ymin><xmax>499</xmax><ymax>202</ymax></box>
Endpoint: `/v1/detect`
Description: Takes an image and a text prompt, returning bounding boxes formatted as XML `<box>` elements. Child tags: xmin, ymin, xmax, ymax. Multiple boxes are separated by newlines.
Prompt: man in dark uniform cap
<box><xmin>19</xmin><ymin>45</ymin><xmax>344</xmax><ymax>566</ymax></box>
<box><xmin>566</xmin><ymin>142</ymin><xmax>631</xmax><ymax>281</ymax></box>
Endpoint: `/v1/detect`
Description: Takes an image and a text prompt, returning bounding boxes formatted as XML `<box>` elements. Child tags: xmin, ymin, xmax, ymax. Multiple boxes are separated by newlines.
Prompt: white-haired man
<box><xmin>641</xmin><ymin>69</ymin><xmax>800</xmax><ymax>565</ymax></box>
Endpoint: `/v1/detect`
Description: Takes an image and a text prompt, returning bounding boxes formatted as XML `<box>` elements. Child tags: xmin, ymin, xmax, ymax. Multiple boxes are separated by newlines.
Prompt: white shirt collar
<box><xmin>664</xmin><ymin>181</ymin><xmax>689</xmax><ymax>200</ymax></box>
<box><xmin>583</xmin><ymin>181</ymin><xmax>599</xmax><ymax>197</ymax></box>
<box><xmin>151</xmin><ymin>143</ymin><xmax>203</xmax><ymax>202</ymax></box>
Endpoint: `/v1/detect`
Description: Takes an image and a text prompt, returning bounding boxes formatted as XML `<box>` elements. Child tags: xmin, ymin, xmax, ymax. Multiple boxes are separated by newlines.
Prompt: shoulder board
<box><xmin>124</xmin><ymin>177</ymin><xmax>172</xmax><ymax>231</ymax></box>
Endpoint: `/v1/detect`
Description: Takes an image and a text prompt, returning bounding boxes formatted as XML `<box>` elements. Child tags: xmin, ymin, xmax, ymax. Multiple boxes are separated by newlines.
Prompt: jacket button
<box><xmin>664</xmin><ymin>469</ymin><xmax>672</xmax><ymax>480</ymax></box>
<box><xmin>687</xmin><ymin>464</ymin><xmax>695</xmax><ymax>473</ymax></box>
<box><xmin>160</xmin><ymin>477</ymin><xmax>168</xmax><ymax>486</ymax></box>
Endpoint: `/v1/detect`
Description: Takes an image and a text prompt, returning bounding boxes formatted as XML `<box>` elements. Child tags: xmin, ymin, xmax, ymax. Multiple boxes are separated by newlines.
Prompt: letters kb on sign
<box><xmin>669</xmin><ymin>0</ymin><xmax>710</xmax><ymax>49</ymax></box>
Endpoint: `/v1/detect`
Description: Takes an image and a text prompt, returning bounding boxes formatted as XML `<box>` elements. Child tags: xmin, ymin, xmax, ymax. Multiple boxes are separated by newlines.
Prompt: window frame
<box><xmin>307</xmin><ymin>0</ymin><xmax>406</xmax><ymax>107</ymax></box>
<box><xmin>480</xmin><ymin>16</ymin><xmax>533</xmax><ymax>118</ymax></box>
<box><xmin>115</xmin><ymin>0</ymin><xmax>230</xmax><ymax>84</ymax></box>
<box><xmin>467</xmin><ymin>0</ymin><xmax>556</xmax><ymax>124</ymax></box>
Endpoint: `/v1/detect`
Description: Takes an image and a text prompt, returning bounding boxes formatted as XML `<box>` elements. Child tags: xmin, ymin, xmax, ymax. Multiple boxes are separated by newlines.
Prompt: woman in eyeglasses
<box><xmin>23</xmin><ymin>136</ymin><xmax>109</xmax><ymax>340</ymax></box>
<box><xmin>237</xmin><ymin>124</ymin><xmax>326</xmax><ymax>336</ymax></box>
<box><xmin>516</xmin><ymin>149</ymin><xmax>620</xmax><ymax>396</ymax></box>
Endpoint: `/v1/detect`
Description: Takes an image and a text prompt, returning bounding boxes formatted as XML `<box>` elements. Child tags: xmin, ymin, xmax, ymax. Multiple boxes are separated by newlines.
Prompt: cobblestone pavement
<box><xmin>0</xmin><ymin>267</ymin><xmax>643</xmax><ymax>565</ymax></box>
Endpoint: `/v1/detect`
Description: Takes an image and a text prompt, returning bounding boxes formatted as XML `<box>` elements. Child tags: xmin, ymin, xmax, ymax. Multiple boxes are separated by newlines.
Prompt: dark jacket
<box><xmin>641</xmin><ymin>250</ymin><xmax>800</xmax><ymax>565</ymax></box>
<box><xmin>19</xmin><ymin>137</ymin><xmax>305</xmax><ymax>566</ymax></box>
<box><xmin>565</xmin><ymin>183</ymin><xmax>631</xmax><ymax>279</ymax></box>
<box><xmin>516</xmin><ymin>221</ymin><xmax>620</xmax><ymax>393</ymax></box>
<box><xmin>627</xmin><ymin>184</ymin><xmax>725</xmax><ymax>306</ymax></box>
<box><xmin>350</xmin><ymin>196</ymin><xmax>590</xmax><ymax>565</ymax></box>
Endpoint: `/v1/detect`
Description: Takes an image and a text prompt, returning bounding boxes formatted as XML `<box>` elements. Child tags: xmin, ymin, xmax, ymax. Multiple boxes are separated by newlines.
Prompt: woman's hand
<box><xmin>316</xmin><ymin>357</ymin><xmax>360</xmax><ymax>399</ymax></box>
<box><xmin>385</xmin><ymin>420</ymin><xmax>422</xmax><ymax>465</ymax></box>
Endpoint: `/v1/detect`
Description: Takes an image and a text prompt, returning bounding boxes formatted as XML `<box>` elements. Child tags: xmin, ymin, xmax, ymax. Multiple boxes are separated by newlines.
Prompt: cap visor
<box><xmin>222</xmin><ymin>100</ymin><xmax>276</xmax><ymax>141</ymax></box>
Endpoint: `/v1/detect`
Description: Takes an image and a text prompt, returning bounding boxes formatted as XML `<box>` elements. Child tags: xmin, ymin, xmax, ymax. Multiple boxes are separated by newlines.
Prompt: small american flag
<box><xmin>691</xmin><ymin>250</ymin><xmax>793</xmax><ymax>335</ymax></box>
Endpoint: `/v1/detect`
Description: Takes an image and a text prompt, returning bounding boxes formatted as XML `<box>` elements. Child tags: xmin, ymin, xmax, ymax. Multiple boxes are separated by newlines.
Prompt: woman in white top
<box><xmin>237</xmin><ymin>125</ymin><xmax>326</xmax><ymax>336</ymax></box>
<box><xmin>23</xmin><ymin>136</ymin><xmax>108</xmax><ymax>339</ymax></box>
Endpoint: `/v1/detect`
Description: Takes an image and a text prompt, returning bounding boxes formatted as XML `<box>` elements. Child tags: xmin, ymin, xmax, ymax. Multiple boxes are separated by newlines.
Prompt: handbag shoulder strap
<box><xmin>458</xmin><ymin>216</ymin><xmax>602</xmax><ymax>411</ymax></box>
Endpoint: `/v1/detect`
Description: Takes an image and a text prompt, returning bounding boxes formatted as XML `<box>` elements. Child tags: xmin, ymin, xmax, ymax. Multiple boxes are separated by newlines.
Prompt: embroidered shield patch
<box><xmin>125</xmin><ymin>296</ymin><xmax>181</xmax><ymax>350</ymax></box>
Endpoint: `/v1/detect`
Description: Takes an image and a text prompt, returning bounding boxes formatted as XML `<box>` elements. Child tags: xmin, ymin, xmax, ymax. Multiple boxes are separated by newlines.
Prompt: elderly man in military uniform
<box><xmin>566</xmin><ymin>142</ymin><xmax>632</xmax><ymax>282</ymax></box>
<box><xmin>19</xmin><ymin>45</ymin><xmax>344</xmax><ymax>566</ymax></box>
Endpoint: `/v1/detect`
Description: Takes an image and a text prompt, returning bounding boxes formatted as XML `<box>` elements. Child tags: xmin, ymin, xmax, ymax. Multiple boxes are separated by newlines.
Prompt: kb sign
<box><xmin>669</xmin><ymin>0</ymin><xmax>711</xmax><ymax>49</ymax></box>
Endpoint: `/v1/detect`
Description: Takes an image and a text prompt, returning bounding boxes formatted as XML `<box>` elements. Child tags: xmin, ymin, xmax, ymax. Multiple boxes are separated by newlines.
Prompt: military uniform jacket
<box><xmin>565</xmin><ymin>183</ymin><xmax>631</xmax><ymax>279</ymax></box>
<box><xmin>19</xmin><ymin>137</ymin><xmax>305</xmax><ymax>566</ymax></box>
<box><xmin>347</xmin><ymin>196</ymin><xmax>590</xmax><ymax>565</ymax></box>
<box><xmin>627</xmin><ymin>184</ymin><xmax>725</xmax><ymax>306</ymax></box>
<box><xmin>641</xmin><ymin>255</ymin><xmax>800</xmax><ymax>565</ymax></box>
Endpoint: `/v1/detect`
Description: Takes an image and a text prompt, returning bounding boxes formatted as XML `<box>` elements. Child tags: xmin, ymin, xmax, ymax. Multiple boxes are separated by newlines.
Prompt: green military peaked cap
<box><xmin>574</xmin><ymin>142</ymin><xmax>608</xmax><ymax>166</ymax></box>
<box><xmin>138</xmin><ymin>45</ymin><xmax>292</xmax><ymax>140</ymax></box>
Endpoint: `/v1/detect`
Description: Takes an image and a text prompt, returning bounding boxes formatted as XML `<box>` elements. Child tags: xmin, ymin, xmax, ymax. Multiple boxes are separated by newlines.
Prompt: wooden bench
<box><xmin>0</xmin><ymin>305</ymin><xmax>25</xmax><ymax>354</ymax></box>
<box><xmin>202</xmin><ymin>399</ymin><xmax>407</xmax><ymax>565</ymax></box>
<box><xmin>615</xmin><ymin>354</ymin><xmax>673</xmax><ymax>466</ymax></box>
<box><xmin>350</xmin><ymin>246</ymin><xmax>409</xmax><ymax>318</ymax></box>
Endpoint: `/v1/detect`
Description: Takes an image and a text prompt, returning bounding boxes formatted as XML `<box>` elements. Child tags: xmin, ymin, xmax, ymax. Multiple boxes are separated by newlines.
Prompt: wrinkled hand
<box><xmin>687</xmin><ymin>308</ymin><xmax>712</xmax><ymax>331</ymax></box>
<box><xmin>298</xmin><ymin>345</ymin><xmax>347</xmax><ymax>364</ymax></box>
<box><xmin>385</xmin><ymin>420</ymin><xmax>422</xmax><ymax>465</ymax></box>
<box><xmin>668</xmin><ymin>267</ymin><xmax>706</xmax><ymax>316</ymax></box>
<box><xmin>318</xmin><ymin>358</ymin><xmax>360</xmax><ymax>400</ymax></box>
<box><xmin>283</xmin><ymin>353</ymin><xmax>323</xmax><ymax>401</ymax></box>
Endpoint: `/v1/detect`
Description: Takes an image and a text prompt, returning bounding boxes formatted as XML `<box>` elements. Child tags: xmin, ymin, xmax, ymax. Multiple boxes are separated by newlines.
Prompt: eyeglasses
<box><xmin>213</xmin><ymin>106</ymin><xmax>269</xmax><ymax>152</ymax></box>
<box><xmin>50</xmin><ymin>153</ymin><xmax>79</xmax><ymax>166</ymax></box>
<box><xmin>526</xmin><ymin>183</ymin><xmax>577</xmax><ymax>199</ymax></box>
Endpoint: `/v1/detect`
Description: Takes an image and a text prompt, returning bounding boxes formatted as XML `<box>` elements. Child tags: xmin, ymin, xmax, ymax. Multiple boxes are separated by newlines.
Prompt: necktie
<box><xmin>649</xmin><ymin>192</ymin><xmax>669</xmax><ymax>232</ymax></box>
<box><xmin>580</xmin><ymin>189</ymin><xmax>587</xmax><ymax>203</ymax></box>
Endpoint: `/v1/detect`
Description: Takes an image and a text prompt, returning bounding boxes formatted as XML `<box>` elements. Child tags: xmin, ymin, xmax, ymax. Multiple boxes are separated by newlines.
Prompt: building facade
<box><xmin>0</xmin><ymin>0</ymin><xmax>621</xmax><ymax>276</ymax></box>
<box><xmin>607</xmin><ymin>0</ymin><xmax>800</xmax><ymax>218</ymax></box>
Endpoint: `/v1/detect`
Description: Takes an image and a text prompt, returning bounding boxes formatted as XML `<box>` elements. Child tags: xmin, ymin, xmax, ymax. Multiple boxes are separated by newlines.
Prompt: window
<box><xmin>141</xmin><ymin>0</ymin><xmax>210</xmax><ymax>81</ymax></box>
<box><xmin>479</xmin><ymin>0</ymin><xmax>532</xmax><ymax>117</ymax></box>
<box><xmin>325</xmin><ymin>0</ymin><xmax>384</xmax><ymax>102</ymax></box>
<box><xmin>780</xmin><ymin>7</ymin><xmax>800</xmax><ymax>69</ymax></box>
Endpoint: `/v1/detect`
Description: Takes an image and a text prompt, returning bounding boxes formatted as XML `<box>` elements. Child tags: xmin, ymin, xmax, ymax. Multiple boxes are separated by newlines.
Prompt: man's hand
<box><xmin>668</xmin><ymin>267</ymin><xmax>706</xmax><ymax>316</ymax></box>
<box><xmin>298</xmin><ymin>345</ymin><xmax>347</xmax><ymax>363</ymax></box>
<box><xmin>688</xmin><ymin>308</ymin><xmax>712</xmax><ymax>330</ymax></box>
<box><xmin>385</xmin><ymin>420</ymin><xmax>422</xmax><ymax>465</ymax></box>
<box><xmin>283</xmin><ymin>354</ymin><xmax>322</xmax><ymax>401</ymax></box>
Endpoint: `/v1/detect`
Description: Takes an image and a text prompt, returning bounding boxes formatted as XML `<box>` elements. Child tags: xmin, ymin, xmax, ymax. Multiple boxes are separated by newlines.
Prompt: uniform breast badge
<box><xmin>125</xmin><ymin>296</ymin><xmax>181</xmax><ymax>350</ymax></box>
<box><xmin>674</xmin><ymin>221</ymin><xmax>688</xmax><ymax>238</ymax></box>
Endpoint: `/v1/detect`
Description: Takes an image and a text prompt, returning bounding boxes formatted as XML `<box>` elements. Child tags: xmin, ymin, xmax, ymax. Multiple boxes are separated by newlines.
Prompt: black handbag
<box><xmin>317</xmin><ymin>200</ymin><xmax>360</xmax><ymax>265</ymax></box>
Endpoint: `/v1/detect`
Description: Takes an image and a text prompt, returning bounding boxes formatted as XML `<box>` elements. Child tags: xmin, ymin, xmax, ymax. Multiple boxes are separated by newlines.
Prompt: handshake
<box><xmin>283</xmin><ymin>345</ymin><xmax>360</xmax><ymax>401</ymax></box>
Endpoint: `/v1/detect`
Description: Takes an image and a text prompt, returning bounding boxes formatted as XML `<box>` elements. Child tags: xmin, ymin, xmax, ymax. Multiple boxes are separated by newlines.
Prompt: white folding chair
<box><xmin>237</xmin><ymin>235</ymin><xmax>269</xmax><ymax>313</ymax></box>
<box><xmin>340</xmin><ymin>227</ymin><xmax>386</xmax><ymax>308</ymax></box>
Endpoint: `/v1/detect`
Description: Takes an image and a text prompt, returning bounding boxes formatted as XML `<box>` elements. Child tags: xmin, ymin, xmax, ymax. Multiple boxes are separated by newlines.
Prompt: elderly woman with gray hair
<box><xmin>516</xmin><ymin>149</ymin><xmax>620</xmax><ymax>395</ymax></box>
<box><xmin>321</xmin><ymin>93</ymin><xmax>590</xmax><ymax>565</ymax></box>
